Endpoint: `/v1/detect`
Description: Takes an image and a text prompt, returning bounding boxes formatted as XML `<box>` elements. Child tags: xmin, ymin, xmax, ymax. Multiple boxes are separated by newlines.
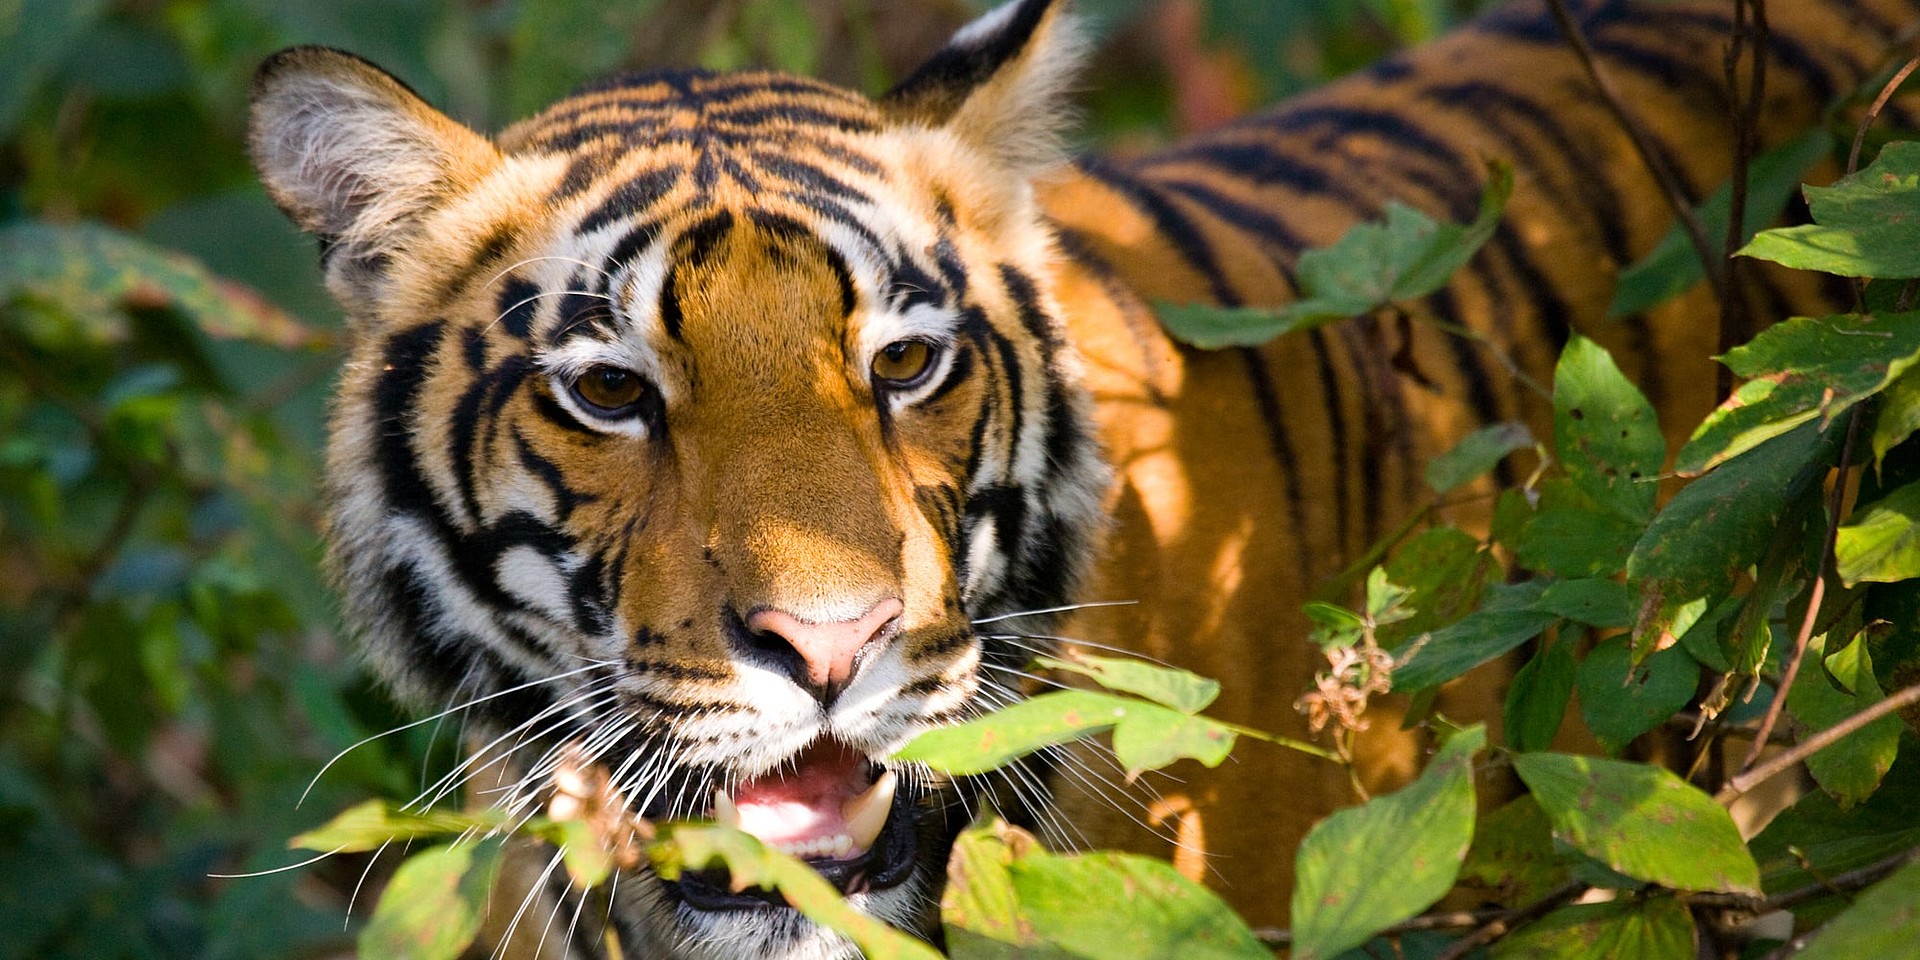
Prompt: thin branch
<box><xmin>1253</xmin><ymin>908</ymin><xmax>1505</xmax><ymax>948</ymax></box>
<box><xmin>1545</xmin><ymin>0</ymin><xmax>1725</xmax><ymax>301</ymax></box>
<box><xmin>1431</xmin><ymin>880</ymin><xmax>1586</xmax><ymax>960</ymax></box>
<box><xmin>1718</xmin><ymin>681</ymin><xmax>1920</xmax><ymax>804</ymax></box>
<box><xmin>1718</xmin><ymin>0</ymin><xmax>1767</xmax><ymax>395</ymax></box>
<box><xmin>1741</xmin><ymin>407</ymin><xmax>1863</xmax><ymax>772</ymax></box>
<box><xmin>1691</xmin><ymin>844</ymin><xmax>1920</xmax><ymax>915</ymax></box>
<box><xmin>1846</xmin><ymin>55</ymin><xmax>1920</xmax><ymax>177</ymax></box>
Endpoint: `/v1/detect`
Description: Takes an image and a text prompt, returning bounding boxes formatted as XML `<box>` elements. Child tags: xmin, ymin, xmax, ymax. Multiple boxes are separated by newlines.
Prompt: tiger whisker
<box><xmin>969</xmin><ymin>599</ymin><xmax>1138</xmax><ymax>625</ymax></box>
<box><xmin>483</xmin><ymin>255</ymin><xmax>614</xmax><ymax>292</ymax></box>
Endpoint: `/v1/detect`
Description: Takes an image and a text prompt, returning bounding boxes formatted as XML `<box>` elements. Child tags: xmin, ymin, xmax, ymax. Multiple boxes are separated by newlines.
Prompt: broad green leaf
<box><xmin>1461</xmin><ymin>796</ymin><xmax>1573</xmax><ymax>906</ymax></box>
<box><xmin>1034</xmin><ymin>654</ymin><xmax>1220</xmax><ymax>713</ymax></box>
<box><xmin>894</xmin><ymin>690</ymin><xmax>1238</xmax><ymax>777</ymax></box>
<box><xmin>1532</xmin><ymin>578</ymin><xmax>1634</xmax><ymax>630</ymax></box>
<box><xmin>1741</xmin><ymin>140</ymin><xmax>1920</xmax><ymax>278</ymax></box>
<box><xmin>1493</xmin><ymin>897</ymin><xmax>1695</xmax><ymax>960</ymax></box>
<box><xmin>1628</xmin><ymin>420</ymin><xmax>1834</xmax><ymax>664</ymax></box>
<box><xmin>289</xmin><ymin>800</ymin><xmax>502</xmax><ymax>854</ymax></box>
<box><xmin>1290</xmin><ymin>726</ymin><xmax>1484</xmax><ymax>960</ymax></box>
<box><xmin>1392</xmin><ymin>608</ymin><xmax>1559</xmax><ymax>692</ymax></box>
<box><xmin>1517</xmin><ymin>504</ymin><xmax>1644</xmax><ymax>579</ymax></box>
<box><xmin>893</xmin><ymin>691</ymin><xmax>1122</xmax><ymax>775</ymax></box>
<box><xmin>1108</xmin><ymin>704</ymin><xmax>1238</xmax><ymax>776</ymax></box>
<box><xmin>0</xmin><ymin>221</ymin><xmax>317</xmax><ymax>347</ymax></box>
<box><xmin>1575</xmin><ymin>639</ymin><xmax>1698</xmax><ymax>755</ymax></box>
<box><xmin>1009</xmin><ymin>846</ymin><xmax>1270</xmax><ymax>960</ymax></box>
<box><xmin>654</xmin><ymin>824</ymin><xmax>943</xmax><ymax>960</ymax></box>
<box><xmin>1793</xmin><ymin>858</ymin><xmax>1920</xmax><ymax>960</ymax></box>
<box><xmin>1611</xmin><ymin>129</ymin><xmax>1830</xmax><ymax>318</ymax></box>
<box><xmin>1426</xmin><ymin>422</ymin><xmax>1535</xmax><ymax>494</ymax></box>
<box><xmin>1552</xmin><ymin>336</ymin><xmax>1663</xmax><ymax>522</ymax></box>
<box><xmin>357</xmin><ymin>842</ymin><xmax>502</xmax><ymax>960</ymax></box>
<box><xmin>1159</xmin><ymin>163</ymin><xmax>1512</xmax><ymax>349</ymax></box>
<box><xmin>942</xmin><ymin>825</ymin><xmax>1074</xmax><ymax>960</ymax></box>
<box><xmin>1837</xmin><ymin>481</ymin><xmax>1920</xmax><ymax>585</ymax></box>
<box><xmin>1871</xmin><ymin>370</ymin><xmax>1920</xmax><ymax>468</ymax></box>
<box><xmin>1787</xmin><ymin>631</ymin><xmax>1904</xmax><ymax>807</ymax></box>
<box><xmin>1676</xmin><ymin>312</ymin><xmax>1920</xmax><ymax>476</ymax></box>
<box><xmin>1377</xmin><ymin>527</ymin><xmax>1495</xmax><ymax>649</ymax></box>
<box><xmin>1515</xmin><ymin>753</ymin><xmax>1760</xmax><ymax>894</ymax></box>
<box><xmin>1505</xmin><ymin>641</ymin><xmax>1576</xmax><ymax>753</ymax></box>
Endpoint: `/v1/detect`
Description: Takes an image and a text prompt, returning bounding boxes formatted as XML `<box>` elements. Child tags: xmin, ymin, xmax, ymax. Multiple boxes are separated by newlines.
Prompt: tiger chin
<box><xmin>249</xmin><ymin>0</ymin><xmax>1105</xmax><ymax>956</ymax></box>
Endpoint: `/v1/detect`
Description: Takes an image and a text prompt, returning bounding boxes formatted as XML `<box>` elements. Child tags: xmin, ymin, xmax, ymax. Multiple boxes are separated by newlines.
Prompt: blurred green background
<box><xmin>0</xmin><ymin>0</ymin><xmax>1498</xmax><ymax>956</ymax></box>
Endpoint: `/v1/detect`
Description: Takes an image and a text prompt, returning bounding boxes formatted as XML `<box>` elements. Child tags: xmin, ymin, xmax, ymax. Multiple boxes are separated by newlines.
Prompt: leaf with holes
<box><xmin>1289</xmin><ymin>726</ymin><xmax>1484</xmax><ymax>960</ymax></box>
<box><xmin>1552</xmin><ymin>336</ymin><xmax>1664</xmax><ymax>522</ymax></box>
<box><xmin>1515</xmin><ymin>753</ymin><xmax>1759</xmax><ymax>894</ymax></box>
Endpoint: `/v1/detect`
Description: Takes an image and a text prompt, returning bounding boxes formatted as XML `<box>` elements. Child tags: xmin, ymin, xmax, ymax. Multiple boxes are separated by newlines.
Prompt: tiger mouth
<box><xmin>665</xmin><ymin>738</ymin><xmax>922</xmax><ymax>910</ymax></box>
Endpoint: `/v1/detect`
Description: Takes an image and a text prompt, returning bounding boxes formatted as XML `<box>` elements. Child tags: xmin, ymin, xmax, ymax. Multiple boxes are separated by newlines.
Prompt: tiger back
<box><xmin>247</xmin><ymin>0</ymin><xmax>1920</xmax><ymax>956</ymax></box>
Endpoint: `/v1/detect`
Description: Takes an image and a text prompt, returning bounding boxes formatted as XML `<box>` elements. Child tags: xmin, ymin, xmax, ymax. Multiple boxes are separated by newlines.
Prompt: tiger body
<box><xmin>247</xmin><ymin>0</ymin><xmax>1918</xmax><ymax>956</ymax></box>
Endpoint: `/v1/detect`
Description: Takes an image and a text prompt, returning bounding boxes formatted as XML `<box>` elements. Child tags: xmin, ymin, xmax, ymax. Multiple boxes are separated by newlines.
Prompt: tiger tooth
<box><xmin>714</xmin><ymin>789</ymin><xmax>740</xmax><ymax>829</ymax></box>
<box><xmin>842</xmin><ymin>770</ymin><xmax>897</xmax><ymax>850</ymax></box>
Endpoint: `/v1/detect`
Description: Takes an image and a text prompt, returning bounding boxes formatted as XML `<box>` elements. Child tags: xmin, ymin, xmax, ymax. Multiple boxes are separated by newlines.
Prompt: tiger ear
<box><xmin>881</xmin><ymin>0</ymin><xmax>1087</xmax><ymax>176</ymax></box>
<box><xmin>249</xmin><ymin>46</ymin><xmax>500</xmax><ymax>312</ymax></box>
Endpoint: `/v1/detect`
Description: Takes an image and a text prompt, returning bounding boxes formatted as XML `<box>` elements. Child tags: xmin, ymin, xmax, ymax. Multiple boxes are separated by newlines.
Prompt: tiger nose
<box><xmin>745</xmin><ymin>597</ymin><xmax>904</xmax><ymax>697</ymax></box>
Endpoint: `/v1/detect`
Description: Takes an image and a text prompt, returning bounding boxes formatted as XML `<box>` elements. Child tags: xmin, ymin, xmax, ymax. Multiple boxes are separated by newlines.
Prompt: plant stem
<box><xmin>1692</xmin><ymin>844</ymin><xmax>1920</xmax><ymax>915</ymax></box>
<box><xmin>1718</xmin><ymin>681</ymin><xmax>1920</xmax><ymax>804</ymax></box>
<box><xmin>1718</xmin><ymin>0</ymin><xmax>1766</xmax><ymax>397</ymax></box>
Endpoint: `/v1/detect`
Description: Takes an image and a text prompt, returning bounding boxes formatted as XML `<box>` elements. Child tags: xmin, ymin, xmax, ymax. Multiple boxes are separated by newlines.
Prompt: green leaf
<box><xmin>1517</xmin><ymin>503</ymin><xmax>1644</xmax><ymax>579</ymax></box>
<box><xmin>1392</xmin><ymin>608</ymin><xmax>1560</xmax><ymax>692</ymax></box>
<box><xmin>1461</xmin><ymin>796</ymin><xmax>1573</xmax><ymax>906</ymax></box>
<box><xmin>1787</xmin><ymin>630</ymin><xmax>1904</xmax><ymax>807</ymax></box>
<box><xmin>1505</xmin><ymin>641</ymin><xmax>1576</xmax><ymax>753</ymax></box>
<box><xmin>1553</xmin><ymin>336</ymin><xmax>1664</xmax><ymax>522</ymax></box>
<box><xmin>1514</xmin><ymin>753</ymin><xmax>1761</xmax><ymax>894</ymax></box>
<box><xmin>289</xmin><ymin>800</ymin><xmax>502</xmax><ymax>854</ymax></box>
<box><xmin>1034</xmin><ymin>654</ymin><xmax>1220</xmax><ymax>713</ymax></box>
<box><xmin>1377</xmin><ymin>527</ymin><xmax>1495</xmax><ymax>649</ymax></box>
<box><xmin>357</xmin><ymin>842</ymin><xmax>502</xmax><ymax>960</ymax></box>
<box><xmin>1576</xmin><ymin>639</ymin><xmax>1699</xmax><ymax>755</ymax></box>
<box><xmin>1628</xmin><ymin>420</ymin><xmax>1834</xmax><ymax>664</ymax></box>
<box><xmin>1008</xmin><ymin>845</ymin><xmax>1271</xmax><ymax>960</ymax></box>
<box><xmin>1837</xmin><ymin>481</ymin><xmax>1920</xmax><ymax>586</ymax></box>
<box><xmin>1611</xmin><ymin>129</ymin><xmax>1830</xmax><ymax>318</ymax></box>
<box><xmin>1676</xmin><ymin>312</ymin><xmax>1920</xmax><ymax>476</ymax></box>
<box><xmin>0</xmin><ymin>221</ymin><xmax>317</xmax><ymax>347</ymax></box>
<box><xmin>1793</xmin><ymin>858</ymin><xmax>1920</xmax><ymax>960</ymax></box>
<box><xmin>1533</xmin><ymin>578</ymin><xmax>1634</xmax><ymax>630</ymax></box>
<box><xmin>1871</xmin><ymin>370</ymin><xmax>1920</xmax><ymax>468</ymax></box>
<box><xmin>893</xmin><ymin>689</ymin><xmax>1238</xmax><ymax>778</ymax></box>
<box><xmin>1290</xmin><ymin>726</ymin><xmax>1484</xmax><ymax>960</ymax></box>
<box><xmin>655</xmin><ymin>823</ymin><xmax>943</xmax><ymax>960</ymax></box>
<box><xmin>1426</xmin><ymin>422</ymin><xmax>1535</xmax><ymax>494</ymax></box>
<box><xmin>1751</xmin><ymin>745</ymin><xmax>1920</xmax><ymax>895</ymax></box>
<box><xmin>1741</xmin><ymin>140</ymin><xmax>1920</xmax><ymax>278</ymax></box>
<box><xmin>942</xmin><ymin>826</ymin><xmax>1073</xmax><ymax>960</ymax></box>
<box><xmin>1493</xmin><ymin>897</ymin><xmax>1695</xmax><ymax>960</ymax></box>
<box><xmin>1159</xmin><ymin>162</ymin><xmax>1512</xmax><ymax>349</ymax></box>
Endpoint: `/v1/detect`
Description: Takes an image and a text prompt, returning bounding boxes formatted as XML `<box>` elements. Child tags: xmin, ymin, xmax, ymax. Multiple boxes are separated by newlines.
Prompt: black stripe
<box><xmin>579</xmin><ymin>167</ymin><xmax>683</xmax><ymax>235</ymax></box>
<box><xmin>1236</xmin><ymin>347</ymin><xmax>1312</xmax><ymax>575</ymax></box>
<box><xmin>1306</xmin><ymin>329</ymin><xmax>1351</xmax><ymax>552</ymax></box>
<box><xmin>496</xmin><ymin>278</ymin><xmax>539</xmax><ymax>339</ymax></box>
<box><xmin>511</xmin><ymin>428</ymin><xmax>595</xmax><ymax>519</ymax></box>
<box><xmin>1078</xmin><ymin>158</ymin><xmax>1239</xmax><ymax>305</ymax></box>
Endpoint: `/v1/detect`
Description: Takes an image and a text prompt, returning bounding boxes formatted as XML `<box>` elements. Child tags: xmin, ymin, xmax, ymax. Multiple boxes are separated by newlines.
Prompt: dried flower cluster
<box><xmin>1296</xmin><ymin>640</ymin><xmax>1397</xmax><ymax>734</ymax></box>
<box><xmin>549</xmin><ymin>745</ymin><xmax>652</xmax><ymax>871</ymax></box>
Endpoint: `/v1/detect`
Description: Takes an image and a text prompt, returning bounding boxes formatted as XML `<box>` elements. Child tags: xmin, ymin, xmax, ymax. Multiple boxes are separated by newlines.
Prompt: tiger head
<box><xmin>250</xmin><ymin>0</ymin><xmax>1108</xmax><ymax>955</ymax></box>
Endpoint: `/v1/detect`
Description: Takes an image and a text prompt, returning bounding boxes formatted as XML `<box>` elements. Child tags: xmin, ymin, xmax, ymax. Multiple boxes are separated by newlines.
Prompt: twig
<box><xmin>1846</xmin><ymin>55</ymin><xmax>1920</xmax><ymax>177</ymax></box>
<box><xmin>1431</xmin><ymin>880</ymin><xmax>1586</xmax><ymax>960</ymax></box>
<box><xmin>1545</xmin><ymin>0</ymin><xmax>1725</xmax><ymax>303</ymax></box>
<box><xmin>1718</xmin><ymin>0</ymin><xmax>1767</xmax><ymax>395</ymax></box>
<box><xmin>1691</xmin><ymin>844</ymin><xmax>1920</xmax><ymax>915</ymax></box>
<box><xmin>1741</xmin><ymin>407</ymin><xmax>1863</xmax><ymax>772</ymax></box>
<box><xmin>1253</xmin><ymin>908</ymin><xmax>1506</xmax><ymax>947</ymax></box>
<box><xmin>1718</xmin><ymin>681</ymin><xmax>1920</xmax><ymax>804</ymax></box>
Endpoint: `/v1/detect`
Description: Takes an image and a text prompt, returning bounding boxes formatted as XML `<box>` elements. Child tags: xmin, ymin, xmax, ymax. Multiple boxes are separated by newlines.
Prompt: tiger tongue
<box><xmin>714</xmin><ymin>740</ymin><xmax>895</xmax><ymax>858</ymax></box>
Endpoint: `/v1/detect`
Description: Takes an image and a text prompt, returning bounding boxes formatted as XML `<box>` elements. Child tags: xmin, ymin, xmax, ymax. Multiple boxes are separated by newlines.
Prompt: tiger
<box><xmin>246</xmin><ymin>0</ymin><xmax>1920</xmax><ymax>956</ymax></box>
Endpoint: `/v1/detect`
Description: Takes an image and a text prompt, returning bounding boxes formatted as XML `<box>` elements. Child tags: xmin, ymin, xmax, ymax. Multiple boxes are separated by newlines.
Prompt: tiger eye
<box><xmin>872</xmin><ymin>340</ymin><xmax>936</xmax><ymax>386</ymax></box>
<box><xmin>573</xmin><ymin>365</ymin><xmax>646</xmax><ymax>413</ymax></box>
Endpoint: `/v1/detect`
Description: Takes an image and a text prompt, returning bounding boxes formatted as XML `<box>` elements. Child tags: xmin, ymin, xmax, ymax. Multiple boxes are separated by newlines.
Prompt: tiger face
<box><xmin>250</xmin><ymin>0</ymin><xmax>1106</xmax><ymax>955</ymax></box>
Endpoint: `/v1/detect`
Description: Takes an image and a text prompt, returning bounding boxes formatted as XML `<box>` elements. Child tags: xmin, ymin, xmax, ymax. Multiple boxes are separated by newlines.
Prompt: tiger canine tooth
<box><xmin>713</xmin><ymin>789</ymin><xmax>740</xmax><ymax>829</ymax></box>
<box><xmin>842</xmin><ymin>770</ymin><xmax>897</xmax><ymax>849</ymax></box>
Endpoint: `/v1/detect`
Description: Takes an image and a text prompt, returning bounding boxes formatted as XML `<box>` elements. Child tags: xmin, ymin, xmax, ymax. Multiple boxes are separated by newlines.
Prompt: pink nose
<box><xmin>746</xmin><ymin>597</ymin><xmax>904</xmax><ymax>692</ymax></box>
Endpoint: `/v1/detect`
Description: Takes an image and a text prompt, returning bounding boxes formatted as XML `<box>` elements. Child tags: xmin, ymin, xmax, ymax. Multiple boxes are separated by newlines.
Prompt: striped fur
<box><xmin>249</xmin><ymin>0</ymin><xmax>1920</xmax><ymax>955</ymax></box>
